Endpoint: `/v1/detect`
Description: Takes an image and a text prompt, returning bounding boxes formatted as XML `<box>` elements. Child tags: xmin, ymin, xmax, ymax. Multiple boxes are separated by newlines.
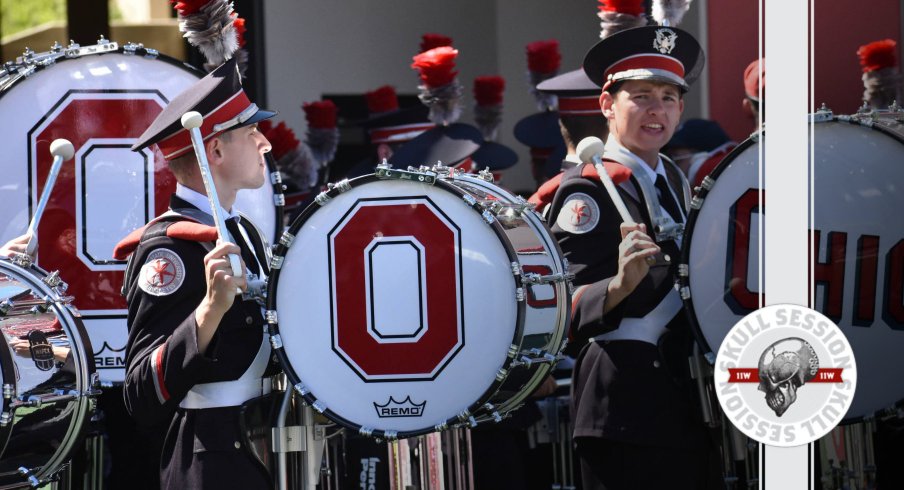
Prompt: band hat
<box><xmin>363</xmin><ymin>105</ymin><xmax>435</xmax><ymax>145</ymax></box>
<box><xmin>387</xmin><ymin>122</ymin><xmax>482</xmax><ymax>169</ymax></box>
<box><xmin>583</xmin><ymin>25</ymin><xmax>705</xmax><ymax>93</ymax></box>
<box><xmin>513</xmin><ymin>110</ymin><xmax>565</xmax><ymax>149</ymax></box>
<box><xmin>471</xmin><ymin>141</ymin><xmax>518</xmax><ymax>171</ymax></box>
<box><xmin>537</xmin><ymin>69</ymin><xmax>603</xmax><ymax>116</ymax></box>
<box><xmin>131</xmin><ymin>58</ymin><xmax>276</xmax><ymax>160</ymax></box>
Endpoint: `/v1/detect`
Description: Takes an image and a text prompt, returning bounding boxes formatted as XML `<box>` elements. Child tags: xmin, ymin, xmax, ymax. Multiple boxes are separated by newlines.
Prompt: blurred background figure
<box><xmin>857</xmin><ymin>39</ymin><xmax>903</xmax><ymax>110</ymax></box>
<box><xmin>742</xmin><ymin>58</ymin><xmax>765</xmax><ymax>131</ymax></box>
<box><xmin>664</xmin><ymin>118</ymin><xmax>736</xmax><ymax>190</ymax></box>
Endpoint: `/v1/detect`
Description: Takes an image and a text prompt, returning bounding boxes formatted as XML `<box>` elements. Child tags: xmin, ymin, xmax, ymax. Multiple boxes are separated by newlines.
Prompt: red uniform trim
<box><xmin>528</xmin><ymin>162</ymin><xmax>632</xmax><ymax>212</ymax></box>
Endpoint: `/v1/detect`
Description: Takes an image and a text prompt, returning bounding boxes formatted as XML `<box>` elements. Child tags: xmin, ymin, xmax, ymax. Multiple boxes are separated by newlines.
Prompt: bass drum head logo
<box><xmin>715</xmin><ymin>304</ymin><xmax>857</xmax><ymax>447</ymax></box>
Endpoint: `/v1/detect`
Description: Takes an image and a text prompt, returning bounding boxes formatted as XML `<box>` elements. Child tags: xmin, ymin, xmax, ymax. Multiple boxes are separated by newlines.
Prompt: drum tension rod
<box><xmin>521</xmin><ymin>271</ymin><xmax>575</xmax><ymax>285</ymax></box>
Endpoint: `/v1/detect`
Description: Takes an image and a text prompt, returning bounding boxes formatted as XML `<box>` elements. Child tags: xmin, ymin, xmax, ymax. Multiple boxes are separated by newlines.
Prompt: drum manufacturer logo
<box><xmin>715</xmin><ymin>304</ymin><xmax>857</xmax><ymax>447</ymax></box>
<box><xmin>27</xmin><ymin>330</ymin><xmax>55</xmax><ymax>371</ymax></box>
<box><xmin>373</xmin><ymin>396</ymin><xmax>426</xmax><ymax>418</ymax></box>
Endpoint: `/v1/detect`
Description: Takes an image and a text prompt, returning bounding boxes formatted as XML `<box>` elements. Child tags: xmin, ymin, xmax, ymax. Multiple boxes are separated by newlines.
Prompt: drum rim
<box><xmin>441</xmin><ymin>173</ymin><xmax>572</xmax><ymax>414</ymax></box>
<box><xmin>0</xmin><ymin>258</ymin><xmax>96</xmax><ymax>478</ymax></box>
<box><xmin>263</xmin><ymin>153</ymin><xmax>286</xmax><ymax>244</ymax></box>
<box><xmin>678</xmin><ymin>115</ymin><xmax>904</xmax><ymax>423</ymax></box>
<box><xmin>266</xmin><ymin>173</ymin><xmax>527</xmax><ymax>439</ymax></box>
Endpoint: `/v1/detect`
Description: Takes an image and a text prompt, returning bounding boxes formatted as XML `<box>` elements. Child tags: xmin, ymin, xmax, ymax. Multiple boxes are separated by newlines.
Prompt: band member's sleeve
<box><xmin>548</xmin><ymin>178</ymin><xmax>628</xmax><ymax>344</ymax></box>
<box><xmin>121</xmin><ymin>237</ymin><xmax>219</xmax><ymax>425</ymax></box>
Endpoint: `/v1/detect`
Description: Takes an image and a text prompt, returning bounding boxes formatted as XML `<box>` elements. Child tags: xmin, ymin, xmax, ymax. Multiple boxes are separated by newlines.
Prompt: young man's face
<box><xmin>215</xmin><ymin>123</ymin><xmax>272</xmax><ymax>191</ymax></box>
<box><xmin>601</xmin><ymin>80</ymin><xmax>684</xmax><ymax>164</ymax></box>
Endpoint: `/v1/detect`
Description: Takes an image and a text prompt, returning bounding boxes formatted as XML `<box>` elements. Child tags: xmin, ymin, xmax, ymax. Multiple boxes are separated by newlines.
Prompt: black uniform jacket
<box><xmin>545</xmin><ymin>159</ymin><xmax>708</xmax><ymax>449</ymax></box>
<box><xmin>120</xmin><ymin>195</ymin><xmax>276</xmax><ymax>489</ymax></box>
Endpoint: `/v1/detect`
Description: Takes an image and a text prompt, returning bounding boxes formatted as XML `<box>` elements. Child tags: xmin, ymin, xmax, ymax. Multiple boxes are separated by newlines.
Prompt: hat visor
<box><xmin>472</xmin><ymin>142</ymin><xmax>518</xmax><ymax>171</ymax></box>
<box><xmin>606</xmin><ymin>70</ymin><xmax>689</xmax><ymax>93</ymax></box>
<box><xmin>234</xmin><ymin>108</ymin><xmax>278</xmax><ymax>130</ymax></box>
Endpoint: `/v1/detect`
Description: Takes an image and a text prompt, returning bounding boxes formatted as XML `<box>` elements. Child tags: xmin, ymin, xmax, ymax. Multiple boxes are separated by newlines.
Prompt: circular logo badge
<box><xmin>139</xmin><ymin>248</ymin><xmax>186</xmax><ymax>297</ymax></box>
<box><xmin>556</xmin><ymin>192</ymin><xmax>599</xmax><ymax>234</ymax></box>
<box><xmin>714</xmin><ymin>304</ymin><xmax>857</xmax><ymax>447</ymax></box>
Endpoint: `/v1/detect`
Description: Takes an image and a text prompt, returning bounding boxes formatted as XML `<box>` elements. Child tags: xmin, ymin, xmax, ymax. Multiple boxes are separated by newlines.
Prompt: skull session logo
<box><xmin>715</xmin><ymin>304</ymin><xmax>857</xmax><ymax>447</ymax></box>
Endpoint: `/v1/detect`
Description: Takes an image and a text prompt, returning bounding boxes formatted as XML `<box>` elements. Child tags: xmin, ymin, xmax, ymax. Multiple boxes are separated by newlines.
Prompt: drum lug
<box><xmin>269</xmin><ymin>333</ymin><xmax>283</xmax><ymax>349</ymax></box>
<box><xmin>311</xmin><ymin>400</ymin><xmax>326</xmax><ymax>413</ymax></box>
<box><xmin>456</xmin><ymin>409</ymin><xmax>471</xmax><ymax>423</ymax></box>
<box><xmin>434</xmin><ymin>421</ymin><xmax>449</xmax><ymax>432</ymax></box>
<box><xmin>507</xmin><ymin>344</ymin><xmax>519</xmax><ymax>358</ymax></box>
<box><xmin>511</xmin><ymin>262</ymin><xmax>522</xmax><ymax>277</ymax></box>
<box><xmin>359</xmin><ymin>426</ymin><xmax>375</xmax><ymax>437</ymax></box>
<box><xmin>483</xmin><ymin>403</ymin><xmax>504</xmax><ymax>423</ymax></box>
<box><xmin>2</xmin><ymin>384</ymin><xmax>12</xmax><ymax>399</ymax></box>
<box><xmin>42</xmin><ymin>270</ymin><xmax>63</xmax><ymax>288</ymax></box>
<box><xmin>480</xmin><ymin>209</ymin><xmax>496</xmax><ymax>225</ymax></box>
<box><xmin>678</xmin><ymin>264</ymin><xmax>689</xmax><ymax>277</ymax></box>
<box><xmin>270</xmin><ymin>255</ymin><xmax>285</xmax><ymax>270</ymax></box>
<box><xmin>328</xmin><ymin>179</ymin><xmax>352</xmax><ymax>194</ymax></box>
<box><xmin>0</xmin><ymin>412</ymin><xmax>11</xmax><ymax>427</ymax></box>
<box><xmin>0</xmin><ymin>299</ymin><xmax>12</xmax><ymax>315</ymax></box>
<box><xmin>273</xmin><ymin>193</ymin><xmax>286</xmax><ymax>207</ymax></box>
<box><xmin>496</xmin><ymin>368</ymin><xmax>508</xmax><ymax>382</ymax></box>
<box><xmin>679</xmin><ymin>286</ymin><xmax>691</xmax><ymax>300</ymax></box>
<box><xmin>16</xmin><ymin>467</ymin><xmax>40</xmax><ymax>488</ymax></box>
<box><xmin>515</xmin><ymin>287</ymin><xmax>525</xmax><ymax>302</ymax></box>
<box><xmin>477</xmin><ymin>168</ymin><xmax>494</xmax><ymax>182</ymax></box>
<box><xmin>690</xmin><ymin>196</ymin><xmax>704</xmax><ymax>210</ymax></box>
<box><xmin>278</xmin><ymin>231</ymin><xmax>296</xmax><ymax>248</ymax></box>
<box><xmin>314</xmin><ymin>190</ymin><xmax>331</xmax><ymax>206</ymax></box>
<box><xmin>516</xmin><ymin>348</ymin><xmax>561</xmax><ymax>367</ymax></box>
<box><xmin>375</xmin><ymin>165</ymin><xmax>438</xmax><ymax>184</ymax></box>
<box><xmin>382</xmin><ymin>430</ymin><xmax>399</xmax><ymax>441</ymax></box>
<box><xmin>293</xmin><ymin>383</ymin><xmax>310</xmax><ymax>396</ymax></box>
<box><xmin>270</xmin><ymin>170</ymin><xmax>283</xmax><ymax>185</ymax></box>
<box><xmin>9</xmin><ymin>252</ymin><xmax>33</xmax><ymax>268</ymax></box>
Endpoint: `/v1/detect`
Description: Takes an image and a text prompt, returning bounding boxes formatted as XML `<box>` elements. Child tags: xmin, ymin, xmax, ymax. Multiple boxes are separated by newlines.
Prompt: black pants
<box><xmin>575</xmin><ymin>437</ymin><xmax>719</xmax><ymax>490</ymax></box>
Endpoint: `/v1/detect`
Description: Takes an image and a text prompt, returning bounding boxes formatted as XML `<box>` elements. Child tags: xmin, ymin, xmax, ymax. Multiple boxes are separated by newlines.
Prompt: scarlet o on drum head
<box><xmin>268</xmin><ymin>168</ymin><xmax>570</xmax><ymax>438</ymax></box>
<box><xmin>680</xmin><ymin>109</ymin><xmax>904</xmax><ymax>421</ymax></box>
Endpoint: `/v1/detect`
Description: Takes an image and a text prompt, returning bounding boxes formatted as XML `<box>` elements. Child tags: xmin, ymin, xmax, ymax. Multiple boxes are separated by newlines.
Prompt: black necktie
<box><xmin>225</xmin><ymin>217</ymin><xmax>260</xmax><ymax>276</ymax></box>
<box><xmin>654</xmin><ymin>174</ymin><xmax>683</xmax><ymax>223</ymax></box>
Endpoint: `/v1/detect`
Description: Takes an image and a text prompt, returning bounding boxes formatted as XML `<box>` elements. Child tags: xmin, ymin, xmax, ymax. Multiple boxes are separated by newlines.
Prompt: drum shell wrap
<box><xmin>0</xmin><ymin>257</ymin><xmax>96</xmax><ymax>485</ymax></box>
<box><xmin>681</xmin><ymin>113</ymin><xmax>904</xmax><ymax>421</ymax></box>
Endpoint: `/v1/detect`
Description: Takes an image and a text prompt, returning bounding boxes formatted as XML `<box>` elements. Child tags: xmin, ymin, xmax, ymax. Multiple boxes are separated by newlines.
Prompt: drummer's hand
<box><xmin>196</xmin><ymin>241</ymin><xmax>246</xmax><ymax>353</ymax></box>
<box><xmin>8</xmin><ymin>337</ymin><xmax>31</xmax><ymax>357</ymax></box>
<box><xmin>604</xmin><ymin>223</ymin><xmax>659</xmax><ymax>313</ymax></box>
<box><xmin>531</xmin><ymin>375</ymin><xmax>558</xmax><ymax>398</ymax></box>
<box><xmin>0</xmin><ymin>233</ymin><xmax>30</xmax><ymax>257</ymax></box>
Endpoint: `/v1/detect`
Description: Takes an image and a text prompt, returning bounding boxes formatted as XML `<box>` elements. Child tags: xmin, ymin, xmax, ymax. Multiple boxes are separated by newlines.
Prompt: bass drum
<box><xmin>680</xmin><ymin>109</ymin><xmax>904</xmax><ymax>421</ymax></box>
<box><xmin>266</xmin><ymin>166</ymin><xmax>570</xmax><ymax>438</ymax></box>
<box><xmin>0</xmin><ymin>255</ymin><xmax>96</xmax><ymax>488</ymax></box>
<box><xmin>0</xmin><ymin>39</ymin><xmax>282</xmax><ymax>384</ymax></box>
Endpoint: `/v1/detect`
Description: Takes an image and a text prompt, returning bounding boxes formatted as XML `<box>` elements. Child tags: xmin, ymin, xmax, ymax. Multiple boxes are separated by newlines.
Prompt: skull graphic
<box><xmin>757</xmin><ymin>338</ymin><xmax>819</xmax><ymax>417</ymax></box>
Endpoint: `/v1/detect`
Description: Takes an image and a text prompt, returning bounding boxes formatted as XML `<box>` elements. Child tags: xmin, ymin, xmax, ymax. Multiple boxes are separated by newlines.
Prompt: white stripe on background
<box><xmin>762</xmin><ymin>0</ymin><xmax>812</xmax><ymax>487</ymax></box>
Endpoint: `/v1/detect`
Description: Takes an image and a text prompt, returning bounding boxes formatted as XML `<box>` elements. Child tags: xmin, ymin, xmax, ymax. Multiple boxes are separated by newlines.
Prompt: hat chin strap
<box><xmin>603</xmin><ymin>69</ymin><xmax>688</xmax><ymax>92</ymax></box>
<box><xmin>212</xmin><ymin>103</ymin><xmax>260</xmax><ymax>133</ymax></box>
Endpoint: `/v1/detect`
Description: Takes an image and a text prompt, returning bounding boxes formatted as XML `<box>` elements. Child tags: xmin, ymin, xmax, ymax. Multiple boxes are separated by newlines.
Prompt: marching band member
<box><xmin>536</xmin><ymin>26</ymin><xmax>720</xmax><ymax>489</ymax></box>
<box><xmin>115</xmin><ymin>58</ymin><xmax>278</xmax><ymax>489</ymax></box>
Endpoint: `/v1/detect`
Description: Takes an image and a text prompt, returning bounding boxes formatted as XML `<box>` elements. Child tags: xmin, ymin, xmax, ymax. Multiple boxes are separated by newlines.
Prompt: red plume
<box><xmin>526</xmin><ymin>40</ymin><xmax>561</xmax><ymax>74</ymax></box>
<box><xmin>302</xmin><ymin>100</ymin><xmax>338</xmax><ymax>129</ymax></box>
<box><xmin>233</xmin><ymin>16</ymin><xmax>247</xmax><ymax>48</ymax></box>
<box><xmin>257</xmin><ymin>119</ymin><xmax>273</xmax><ymax>135</ymax></box>
<box><xmin>598</xmin><ymin>0</ymin><xmax>645</xmax><ymax>15</ymax></box>
<box><xmin>411</xmin><ymin>46</ymin><xmax>459</xmax><ymax>89</ymax></box>
<box><xmin>265</xmin><ymin>122</ymin><xmax>301</xmax><ymax>161</ymax></box>
<box><xmin>173</xmin><ymin>0</ymin><xmax>211</xmax><ymax>16</ymax></box>
<box><xmin>366</xmin><ymin>85</ymin><xmax>399</xmax><ymax>114</ymax></box>
<box><xmin>420</xmin><ymin>33</ymin><xmax>454</xmax><ymax>53</ymax></box>
<box><xmin>473</xmin><ymin>76</ymin><xmax>505</xmax><ymax>107</ymax></box>
<box><xmin>858</xmin><ymin>39</ymin><xmax>897</xmax><ymax>73</ymax></box>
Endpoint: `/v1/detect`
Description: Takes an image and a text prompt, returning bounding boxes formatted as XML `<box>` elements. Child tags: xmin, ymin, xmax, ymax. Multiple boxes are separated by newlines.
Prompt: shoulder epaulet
<box><xmin>528</xmin><ymin>161</ymin><xmax>632</xmax><ymax>213</ymax></box>
<box><xmin>113</xmin><ymin>214</ymin><xmax>218</xmax><ymax>260</ymax></box>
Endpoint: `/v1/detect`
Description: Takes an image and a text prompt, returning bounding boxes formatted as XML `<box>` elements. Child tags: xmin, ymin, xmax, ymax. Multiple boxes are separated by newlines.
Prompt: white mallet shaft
<box><xmin>26</xmin><ymin>139</ymin><xmax>75</xmax><ymax>257</ymax></box>
<box><xmin>576</xmin><ymin>137</ymin><xmax>634</xmax><ymax>224</ymax></box>
<box><xmin>181</xmin><ymin>111</ymin><xmax>244</xmax><ymax>292</ymax></box>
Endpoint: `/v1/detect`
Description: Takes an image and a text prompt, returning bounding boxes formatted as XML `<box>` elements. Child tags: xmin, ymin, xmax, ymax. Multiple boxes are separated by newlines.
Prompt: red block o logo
<box><xmin>328</xmin><ymin>197</ymin><xmax>465</xmax><ymax>381</ymax></box>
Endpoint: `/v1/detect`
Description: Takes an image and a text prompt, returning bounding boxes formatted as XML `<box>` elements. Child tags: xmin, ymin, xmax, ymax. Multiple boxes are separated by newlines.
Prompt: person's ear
<box><xmin>600</xmin><ymin>91</ymin><xmax>616</xmax><ymax>119</ymax></box>
<box><xmin>205</xmin><ymin>137</ymin><xmax>224</xmax><ymax>165</ymax></box>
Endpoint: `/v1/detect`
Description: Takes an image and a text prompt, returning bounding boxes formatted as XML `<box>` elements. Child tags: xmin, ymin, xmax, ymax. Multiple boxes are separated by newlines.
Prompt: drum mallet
<box><xmin>181</xmin><ymin>111</ymin><xmax>244</xmax><ymax>295</ymax></box>
<box><xmin>25</xmin><ymin>139</ymin><xmax>75</xmax><ymax>257</ymax></box>
<box><xmin>576</xmin><ymin>137</ymin><xmax>658</xmax><ymax>266</ymax></box>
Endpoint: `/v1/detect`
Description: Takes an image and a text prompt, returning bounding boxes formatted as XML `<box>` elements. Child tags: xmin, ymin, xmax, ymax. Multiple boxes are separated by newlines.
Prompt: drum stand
<box><xmin>273</xmin><ymin>388</ymin><xmax>329</xmax><ymax>490</ymax></box>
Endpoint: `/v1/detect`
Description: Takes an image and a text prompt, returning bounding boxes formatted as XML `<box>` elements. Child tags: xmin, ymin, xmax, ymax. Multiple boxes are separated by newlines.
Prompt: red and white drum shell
<box><xmin>0</xmin><ymin>41</ymin><xmax>282</xmax><ymax>384</ymax></box>
<box><xmin>0</xmin><ymin>255</ymin><xmax>96</xmax><ymax>486</ymax></box>
<box><xmin>266</xmin><ymin>167</ymin><xmax>570</xmax><ymax>439</ymax></box>
<box><xmin>679</xmin><ymin>110</ymin><xmax>904</xmax><ymax>421</ymax></box>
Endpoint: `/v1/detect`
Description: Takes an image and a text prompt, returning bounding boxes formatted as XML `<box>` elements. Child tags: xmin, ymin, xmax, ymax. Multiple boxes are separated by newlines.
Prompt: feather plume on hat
<box><xmin>411</xmin><ymin>46</ymin><xmax>463</xmax><ymax>125</ymax></box>
<box><xmin>303</xmin><ymin>100</ymin><xmax>340</xmax><ymax>171</ymax></box>
<box><xmin>172</xmin><ymin>0</ymin><xmax>249</xmax><ymax>76</ymax></box>
<box><xmin>598</xmin><ymin>0</ymin><xmax>648</xmax><ymax>38</ymax></box>
<box><xmin>525</xmin><ymin>40</ymin><xmax>561</xmax><ymax>111</ymax></box>
<box><xmin>651</xmin><ymin>0</ymin><xmax>691</xmax><ymax>27</ymax></box>
<box><xmin>858</xmin><ymin>39</ymin><xmax>903</xmax><ymax>109</ymax></box>
<box><xmin>420</xmin><ymin>33</ymin><xmax>454</xmax><ymax>54</ymax></box>
<box><xmin>473</xmin><ymin>76</ymin><xmax>506</xmax><ymax>142</ymax></box>
<box><xmin>263</xmin><ymin>121</ymin><xmax>318</xmax><ymax>192</ymax></box>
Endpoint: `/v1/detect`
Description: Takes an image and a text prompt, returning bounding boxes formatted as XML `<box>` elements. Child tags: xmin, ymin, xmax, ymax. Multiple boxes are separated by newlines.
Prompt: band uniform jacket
<box><xmin>120</xmin><ymin>195</ymin><xmax>277</xmax><ymax>489</ymax></box>
<box><xmin>546</xmin><ymin>159</ymin><xmax>708</xmax><ymax>450</ymax></box>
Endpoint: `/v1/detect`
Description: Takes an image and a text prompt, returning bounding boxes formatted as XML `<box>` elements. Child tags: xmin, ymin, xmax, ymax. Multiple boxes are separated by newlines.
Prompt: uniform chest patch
<box><xmin>139</xmin><ymin>248</ymin><xmax>186</xmax><ymax>296</ymax></box>
<box><xmin>556</xmin><ymin>192</ymin><xmax>600</xmax><ymax>234</ymax></box>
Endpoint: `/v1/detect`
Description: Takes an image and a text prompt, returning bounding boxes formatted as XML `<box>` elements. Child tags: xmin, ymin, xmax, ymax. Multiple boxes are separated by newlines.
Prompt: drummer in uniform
<box><xmin>540</xmin><ymin>26</ymin><xmax>719</xmax><ymax>489</ymax></box>
<box><xmin>116</xmin><ymin>58</ymin><xmax>278</xmax><ymax>490</ymax></box>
